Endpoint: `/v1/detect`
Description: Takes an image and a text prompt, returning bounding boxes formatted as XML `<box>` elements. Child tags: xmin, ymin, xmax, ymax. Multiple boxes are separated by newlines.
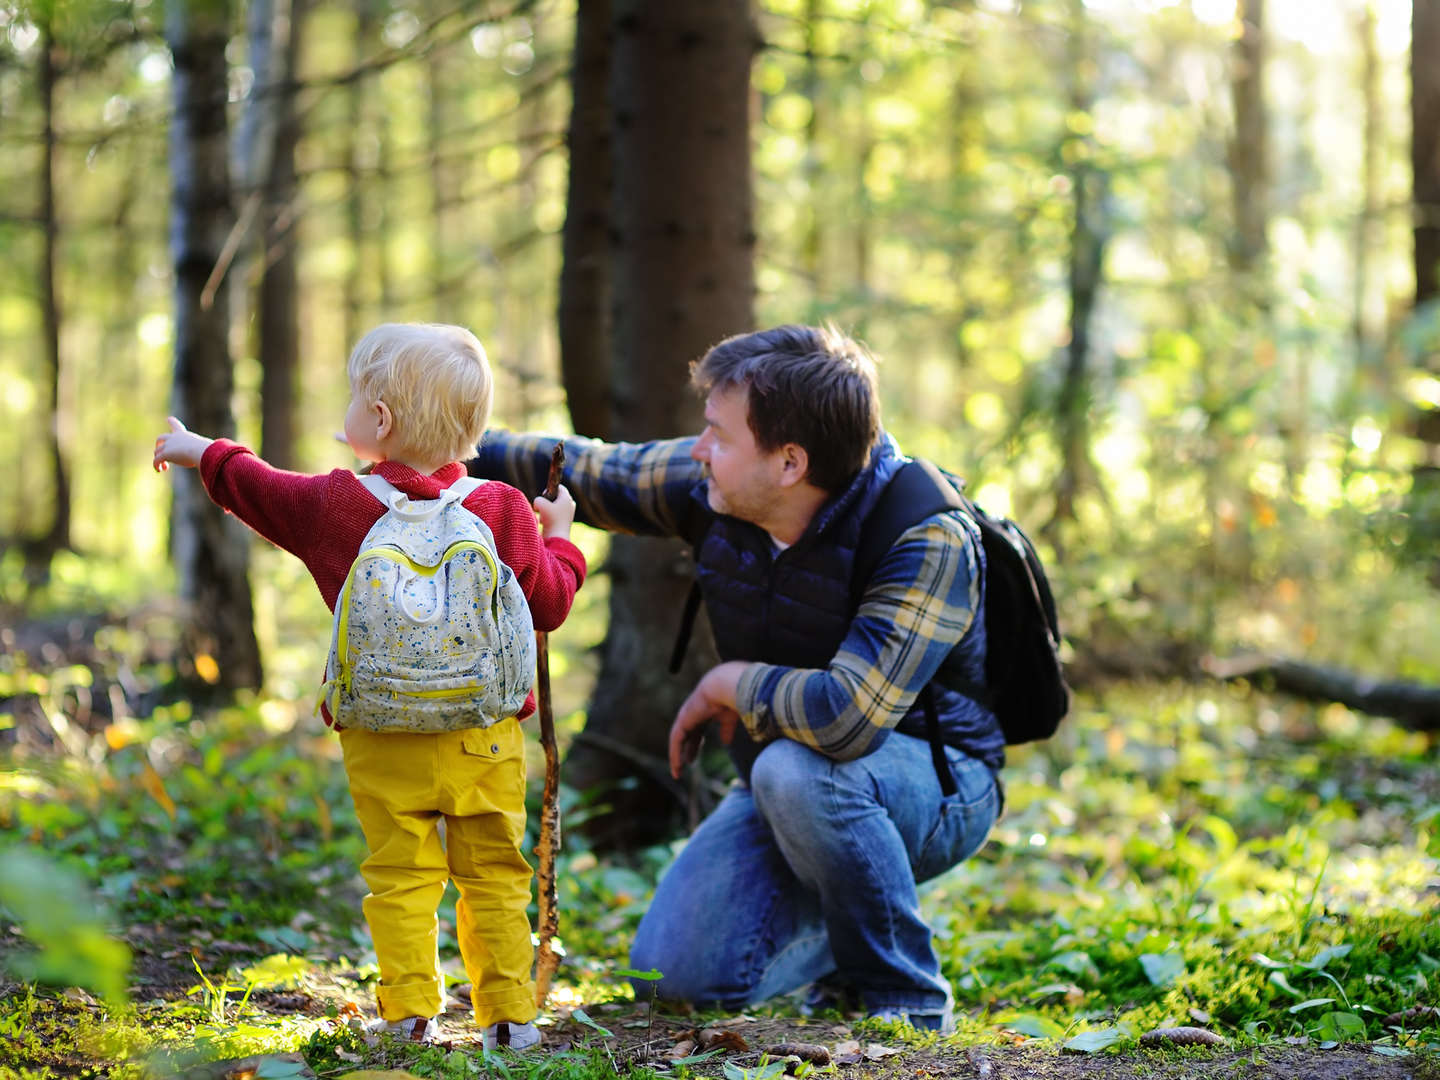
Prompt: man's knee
<box><xmin>750</xmin><ymin>740</ymin><xmax>836</xmax><ymax>832</ymax></box>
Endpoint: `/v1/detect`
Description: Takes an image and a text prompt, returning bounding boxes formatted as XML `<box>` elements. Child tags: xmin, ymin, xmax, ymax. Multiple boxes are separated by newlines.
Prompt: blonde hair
<box><xmin>347</xmin><ymin>323</ymin><xmax>493</xmax><ymax>465</ymax></box>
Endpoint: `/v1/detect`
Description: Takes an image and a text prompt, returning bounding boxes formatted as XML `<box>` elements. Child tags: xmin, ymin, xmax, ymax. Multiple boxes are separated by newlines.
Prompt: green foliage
<box><xmin>0</xmin><ymin>847</ymin><xmax>131</xmax><ymax>1008</ymax></box>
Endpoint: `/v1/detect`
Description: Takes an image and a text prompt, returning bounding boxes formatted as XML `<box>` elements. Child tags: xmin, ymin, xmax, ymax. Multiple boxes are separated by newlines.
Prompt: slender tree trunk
<box><xmin>557</xmin><ymin>0</ymin><xmax>613</xmax><ymax>440</ymax></box>
<box><xmin>801</xmin><ymin>0</ymin><xmax>823</xmax><ymax>294</ymax></box>
<box><xmin>34</xmin><ymin>22</ymin><xmax>70</xmax><ymax>574</ymax></box>
<box><xmin>427</xmin><ymin>44</ymin><xmax>449</xmax><ymax>307</ymax></box>
<box><xmin>257</xmin><ymin>0</ymin><xmax>303</xmax><ymax>469</ymax></box>
<box><xmin>570</xmin><ymin>0</ymin><xmax>756</xmax><ymax>848</ymax></box>
<box><xmin>343</xmin><ymin>6</ymin><xmax>370</xmax><ymax>350</ymax></box>
<box><xmin>1051</xmin><ymin>0</ymin><xmax>1109</xmax><ymax>536</ymax></box>
<box><xmin>167</xmin><ymin>0</ymin><xmax>264</xmax><ymax>691</ymax></box>
<box><xmin>1229</xmin><ymin>0</ymin><xmax>1268</xmax><ymax>275</ymax></box>
<box><xmin>1351</xmin><ymin>2</ymin><xmax>1382</xmax><ymax>377</ymax></box>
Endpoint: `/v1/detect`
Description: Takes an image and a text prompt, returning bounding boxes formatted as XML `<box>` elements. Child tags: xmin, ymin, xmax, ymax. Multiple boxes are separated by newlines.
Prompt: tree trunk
<box><xmin>1229</xmin><ymin>0</ymin><xmax>1268</xmax><ymax>275</ymax></box>
<box><xmin>33</xmin><ymin>21</ymin><xmax>71</xmax><ymax>577</ymax></box>
<box><xmin>570</xmin><ymin>0</ymin><xmax>756</xmax><ymax>849</ymax></box>
<box><xmin>1051</xmin><ymin>0</ymin><xmax>1109</xmax><ymax>537</ymax></box>
<box><xmin>1351</xmin><ymin>2</ymin><xmax>1382</xmax><ymax>377</ymax></box>
<box><xmin>257</xmin><ymin>0</ymin><xmax>304</xmax><ymax>470</ymax></box>
<box><xmin>557</xmin><ymin>0</ymin><xmax>613</xmax><ymax>440</ymax></box>
<box><xmin>801</xmin><ymin>0</ymin><xmax>823</xmax><ymax>294</ymax></box>
<box><xmin>344</xmin><ymin>2</ymin><xmax>382</xmax><ymax>347</ymax></box>
<box><xmin>1409</xmin><ymin>0</ymin><xmax>1440</xmax><ymax>581</ymax></box>
<box><xmin>167</xmin><ymin>0</ymin><xmax>264</xmax><ymax>692</ymax></box>
<box><xmin>1415</xmin><ymin>0</ymin><xmax>1440</xmax><ymax>306</ymax></box>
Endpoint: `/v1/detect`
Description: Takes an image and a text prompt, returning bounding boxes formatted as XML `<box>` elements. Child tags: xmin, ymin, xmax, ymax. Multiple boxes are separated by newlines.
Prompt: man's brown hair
<box><xmin>691</xmin><ymin>324</ymin><xmax>882</xmax><ymax>492</ymax></box>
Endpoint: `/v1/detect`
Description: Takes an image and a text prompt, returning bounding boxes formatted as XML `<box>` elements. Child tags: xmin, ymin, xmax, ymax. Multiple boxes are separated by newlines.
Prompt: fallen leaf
<box><xmin>665</xmin><ymin>1039</ymin><xmax>698</xmax><ymax>1060</ymax></box>
<box><xmin>699</xmin><ymin>1028</ymin><xmax>750</xmax><ymax>1052</ymax></box>
<box><xmin>863</xmin><ymin>1042</ymin><xmax>903</xmax><ymax>1060</ymax></box>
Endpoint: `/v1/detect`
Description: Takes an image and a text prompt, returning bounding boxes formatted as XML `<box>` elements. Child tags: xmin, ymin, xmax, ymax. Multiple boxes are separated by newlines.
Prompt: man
<box><xmin>468</xmin><ymin>324</ymin><xmax>1003</xmax><ymax>1030</ymax></box>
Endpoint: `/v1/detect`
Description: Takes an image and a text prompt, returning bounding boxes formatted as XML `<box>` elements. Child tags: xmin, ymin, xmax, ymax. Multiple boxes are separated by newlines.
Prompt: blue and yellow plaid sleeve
<box><xmin>734</xmin><ymin>510</ymin><xmax>981</xmax><ymax>760</ymax></box>
<box><xmin>470</xmin><ymin>430</ymin><xmax>705</xmax><ymax>539</ymax></box>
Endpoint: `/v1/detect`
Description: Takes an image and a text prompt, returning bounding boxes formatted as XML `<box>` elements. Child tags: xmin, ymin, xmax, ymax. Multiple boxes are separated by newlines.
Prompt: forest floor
<box><xmin>3</xmin><ymin>582</ymin><xmax>1440</xmax><ymax>1079</ymax></box>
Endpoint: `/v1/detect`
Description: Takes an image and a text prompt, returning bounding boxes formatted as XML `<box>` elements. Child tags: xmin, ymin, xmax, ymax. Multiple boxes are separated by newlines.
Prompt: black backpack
<box><xmin>669</xmin><ymin>458</ymin><xmax>1070</xmax><ymax>793</ymax></box>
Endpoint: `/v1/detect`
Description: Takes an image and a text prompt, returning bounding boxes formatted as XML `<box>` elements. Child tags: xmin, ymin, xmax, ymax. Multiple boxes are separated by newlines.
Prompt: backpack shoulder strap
<box><xmin>357</xmin><ymin>473</ymin><xmax>479</xmax><ymax>521</ymax></box>
<box><xmin>853</xmin><ymin>458</ymin><xmax>970</xmax><ymax>798</ymax></box>
<box><xmin>851</xmin><ymin>458</ymin><xmax>966</xmax><ymax>611</ymax></box>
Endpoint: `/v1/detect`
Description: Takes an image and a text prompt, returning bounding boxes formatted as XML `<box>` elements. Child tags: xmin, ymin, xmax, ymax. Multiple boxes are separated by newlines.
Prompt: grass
<box><xmin>1</xmin><ymin>551</ymin><xmax>1438</xmax><ymax>1075</ymax></box>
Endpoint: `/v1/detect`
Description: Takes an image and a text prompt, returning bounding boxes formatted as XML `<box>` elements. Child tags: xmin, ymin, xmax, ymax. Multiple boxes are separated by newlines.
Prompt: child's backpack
<box><xmin>320</xmin><ymin>474</ymin><xmax>536</xmax><ymax>732</ymax></box>
<box><xmin>852</xmin><ymin>458</ymin><xmax>1070</xmax><ymax>749</ymax></box>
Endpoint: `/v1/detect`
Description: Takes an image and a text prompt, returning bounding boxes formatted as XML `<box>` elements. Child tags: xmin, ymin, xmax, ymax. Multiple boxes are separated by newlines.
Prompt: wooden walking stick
<box><xmin>533</xmin><ymin>441</ymin><xmax>565</xmax><ymax>1007</ymax></box>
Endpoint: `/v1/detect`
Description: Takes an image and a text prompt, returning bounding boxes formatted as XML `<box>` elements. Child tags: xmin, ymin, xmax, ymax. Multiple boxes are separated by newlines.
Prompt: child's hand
<box><xmin>153</xmin><ymin>417</ymin><xmax>214</xmax><ymax>472</ymax></box>
<box><xmin>534</xmin><ymin>484</ymin><xmax>575</xmax><ymax>540</ymax></box>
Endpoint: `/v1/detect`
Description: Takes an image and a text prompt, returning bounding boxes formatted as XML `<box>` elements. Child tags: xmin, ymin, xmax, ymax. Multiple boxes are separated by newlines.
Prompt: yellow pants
<box><xmin>339</xmin><ymin>720</ymin><xmax>537</xmax><ymax>1026</ymax></box>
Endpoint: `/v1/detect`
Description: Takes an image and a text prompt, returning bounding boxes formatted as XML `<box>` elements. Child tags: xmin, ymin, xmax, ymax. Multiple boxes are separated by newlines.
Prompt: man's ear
<box><xmin>778</xmin><ymin>443</ymin><xmax>809</xmax><ymax>488</ymax></box>
<box><xmin>373</xmin><ymin>400</ymin><xmax>394</xmax><ymax>441</ymax></box>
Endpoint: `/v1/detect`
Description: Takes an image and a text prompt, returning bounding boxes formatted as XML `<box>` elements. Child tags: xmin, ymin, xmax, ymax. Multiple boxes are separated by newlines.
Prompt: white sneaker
<box><xmin>367</xmin><ymin>1015</ymin><xmax>440</xmax><ymax>1043</ymax></box>
<box><xmin>482</xmin><ymin>1020</ymin><xmax>541</xmax><ymax>1050</ymax></box>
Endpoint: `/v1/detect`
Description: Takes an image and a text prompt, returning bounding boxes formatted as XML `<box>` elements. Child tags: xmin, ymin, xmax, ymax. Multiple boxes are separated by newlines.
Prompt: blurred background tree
<box><xmin>0</xmin><ymin>0</ymin><xmax>1434</xmax><ymax>847</ymax></box>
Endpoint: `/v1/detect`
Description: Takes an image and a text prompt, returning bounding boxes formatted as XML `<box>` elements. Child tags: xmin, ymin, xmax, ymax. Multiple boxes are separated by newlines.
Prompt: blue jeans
<box><xmin>629</xmin><ymin>732</ymin><xmax>1000</xmax><ymax>1018</ymax></box>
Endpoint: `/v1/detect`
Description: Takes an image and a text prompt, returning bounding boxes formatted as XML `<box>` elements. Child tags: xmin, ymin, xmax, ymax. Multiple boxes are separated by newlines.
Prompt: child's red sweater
<box><xmin>199</xmin><ymin>439</ymin><xmax>587</xmax><ymax>723</ymax></box>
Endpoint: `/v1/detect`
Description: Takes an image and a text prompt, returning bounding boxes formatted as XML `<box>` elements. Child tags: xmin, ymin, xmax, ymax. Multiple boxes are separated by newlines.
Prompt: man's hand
<box><xmin>669</xmin><ymin>661</ymin><xmax>749</xmax><ymax>778</ymax></box>
<box><xmin>153</xmin><ymin>417</ymin><xmax>214</xmax><ymax>472</ymax></box>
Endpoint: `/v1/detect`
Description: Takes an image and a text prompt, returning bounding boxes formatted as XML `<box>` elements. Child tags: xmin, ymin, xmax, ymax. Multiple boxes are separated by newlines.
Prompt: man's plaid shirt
<box><xmin>471</xmin><ymin>431</ymin><xmax>999</xmax><ymax>767</ymax></box>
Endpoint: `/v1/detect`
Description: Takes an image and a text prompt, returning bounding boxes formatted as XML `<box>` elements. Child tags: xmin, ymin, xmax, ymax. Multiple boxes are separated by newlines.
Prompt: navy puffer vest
<box><xmin>688</xmin><ymin>436</ymin><xmax>1005</xmax><ymax>782</ymax></box>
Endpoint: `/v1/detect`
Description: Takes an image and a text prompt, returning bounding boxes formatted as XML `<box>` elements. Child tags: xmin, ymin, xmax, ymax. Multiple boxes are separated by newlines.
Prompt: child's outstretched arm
<box><xmin>153</xmin><ymin>417</ymin><xmax>214</xmax><ymax>472</ymax></box>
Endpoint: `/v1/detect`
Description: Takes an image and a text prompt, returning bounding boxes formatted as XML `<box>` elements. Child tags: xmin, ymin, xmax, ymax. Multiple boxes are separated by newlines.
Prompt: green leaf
<box><xmin>1250</xmin><ymin>953</ymin><xmax>1291</xmax><ymax>970</ymax></box>
<box><xmin>1372</xmin><ymin>1046</ymin><xmax>1412</xmax><ymax>1057</ymax></box>
<box><xmin>1269</xmin><ymin>971</ymin><xmax>1304</xmax><ymax>997</ymax></box>
<box><xmin>254</xmin><ymin>1061</ymin><xmax>308</xmax><ymax>1079</ymax></box>
<box><xmin>1063</xmin><ymin>1028</ymin><xmax>1125</xmax><ymax>1053</ymax></box>
<box><xmin>723</xmin><ymin>1061</ymin><xmax>788</xmax><ymax>1080</ymax></box>
<box><xmin>1139</xmin><ymin>951</ymin><xmax>1186</xmax><ymax>987</ymax></box>
<box><xmin>1288</xmin><ymin>998</ymin><xmax>1336</xmax><ymax>1013</ymax></box>
<box><xmin>569</xmin><ymin>1008</ymin><xmax>613</xmax><ymax>1037</ymax></box>
<box><xmin>1048</xmin><ymin>950</ymin><xmax>1100</xmax><ymax>982</ymax></box>
<box><xmin>1002</xmin><ymin>1012</ymin><xmax>1066</xmax><ymax>1039</ymax></box>
<box><xmin>1300</xmin><ymin>945</ymin><xmax>1353</xmax><ymax>971</ymax></box>
<box><xmin>615</xmin><ymin>967</ymin><xmax>664</xmax><ymax>981</ymax></box>
<box><xmin>1316</xmin><ymin>1011</ymin><xmax>1366</xmax><ymax>1042</ymax></box>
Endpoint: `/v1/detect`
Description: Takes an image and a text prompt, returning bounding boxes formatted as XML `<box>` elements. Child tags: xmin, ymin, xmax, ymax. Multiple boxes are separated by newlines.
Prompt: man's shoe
<box><xmin>482</xmin><ymin>1020</ymin><xmax>541</xmax><ymax>1050</ymax></box>
<box><xmin>367</xmin><ymin>1015</ymin><xmax>440</xmax><ymax>1043</ymax></box>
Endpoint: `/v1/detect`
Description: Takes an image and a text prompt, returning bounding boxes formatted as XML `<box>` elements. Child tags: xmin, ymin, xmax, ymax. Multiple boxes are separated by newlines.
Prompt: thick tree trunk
<box><xmin>1410</xmin><ymin>0</ymin><xmax>1440</xmax><ymax>580</ymax></box>
<box><xmin>34</xmin><ymin>22</ymin><xmax>71</xmax><ymax>575</ymax></box>
<box><xmin>167</xmin><ymin>0</ymin><xmax>264</xmax><ymax>692</ymax></box>
<box><xmin>1415</xmin><ymin>0</ymin><xmax>1440</xmax><ymax>305</ymax></box>
<box><xmin>557</xmin><ymin>0</ymin><xmax>613</xmax><ymax>440</ymax></box>
<box><xmin>570</xmin><ymin>0</ymin><xmax>756</xmax><ymax>848</ymax></box>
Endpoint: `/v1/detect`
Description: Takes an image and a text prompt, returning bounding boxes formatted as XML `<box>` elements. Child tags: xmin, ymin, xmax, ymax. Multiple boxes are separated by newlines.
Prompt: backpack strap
<box><xmin>358</xmin><ymin>473</ymin><xmax>482</xmax><ymax>521</ymax></box>
<box><xmin>667</xmin><ymin>507</ymin><xmax>716</xmax><ymax>675</ymax></box>
<box><xmin>853</xmin><ymin>459</ymin><xmax>971</xmax><ymax>799</ymax></box>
